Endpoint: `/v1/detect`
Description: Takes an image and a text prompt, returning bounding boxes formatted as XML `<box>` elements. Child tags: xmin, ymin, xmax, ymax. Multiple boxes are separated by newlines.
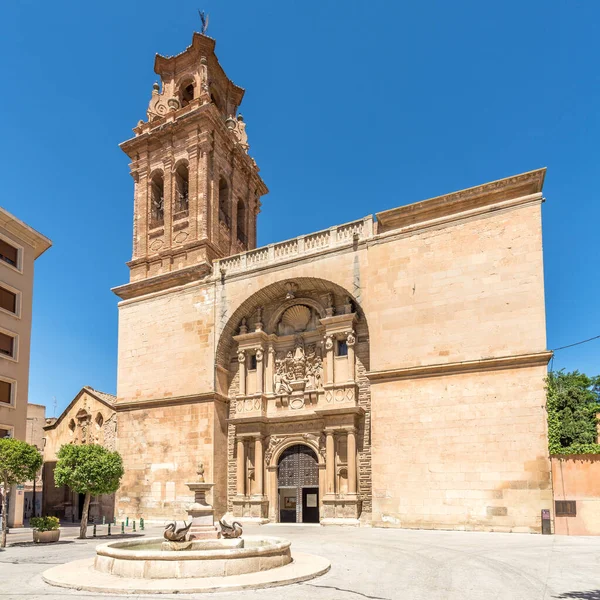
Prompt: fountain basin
<box><xmin>94</xmin><ymin>536</ymin><xmax>291</xmax><ymax>579</ymax></box>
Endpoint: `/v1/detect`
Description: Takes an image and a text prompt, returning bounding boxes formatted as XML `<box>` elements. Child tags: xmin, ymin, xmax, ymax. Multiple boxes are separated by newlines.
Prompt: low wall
<box><xmin>552</xmin><ymin>455</ymin><xmax>600</xmax><ymax>536</ymax></box>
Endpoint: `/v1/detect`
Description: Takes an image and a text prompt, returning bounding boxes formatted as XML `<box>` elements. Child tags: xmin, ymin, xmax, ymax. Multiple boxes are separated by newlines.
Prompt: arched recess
<box><xmin>218</xmin><ymin>177</ymin><xmax>230</xmax><ymax>227</ymax></box>
<box><xmin>215</xmin><ymin>277</ymin><xmax>372</xmax><ymax>522</ymax></box>
<box><xmin>149</xmin><ymin>170</ymin><xmax>165</xmax><ymax>227</ymax></box>
<box><xmin>215</xmin><ymin>277</ymin><xmax>369</xmax><ymax>373</ymax></box>
<box><xmin>236</xmin><ymin>199</ymin><xmax>246</xmax><ymax>245</ymax></box>
<box><xmin>174</xmin><ymin>161</ymin><xmax>189</xmax><ymax>214</ymax></box>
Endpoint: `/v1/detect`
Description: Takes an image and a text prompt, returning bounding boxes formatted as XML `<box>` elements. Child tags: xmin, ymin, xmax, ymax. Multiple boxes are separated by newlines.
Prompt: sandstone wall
<box><xmin>114</xmin><ymin>198</ymin><xmax>549</xmax><ymax>530</ymax></box>
<box><xmin>371</xmin><ymin>365</ymin><xmax>551</xmax><ymax>532</ymax></box>
<box><xmin>115</xmin><ymin>400</ymin><xmax>227</xmax><ymax>520</ymax></box>
<box><xmin>552</xmin><ymin>456</ymin><xmax>600</xmax><ymax>536</ymax></box>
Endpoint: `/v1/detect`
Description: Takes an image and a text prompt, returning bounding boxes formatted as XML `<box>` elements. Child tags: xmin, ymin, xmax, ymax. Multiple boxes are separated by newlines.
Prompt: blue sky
<box><xmin>1</xmin><ymin>1</ymin><xmax>598</xmax><ymax>416</ymax></box>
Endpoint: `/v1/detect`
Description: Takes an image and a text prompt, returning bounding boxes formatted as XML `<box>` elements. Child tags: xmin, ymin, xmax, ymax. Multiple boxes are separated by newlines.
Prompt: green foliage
<box><xmin>0</xmin><ymin>438</ymin><xmax>42</xmax><ymax>486</ymax></box>
<box><xmin>547</xmin><ymin>370</ymin><xmax>600</xmax><ymax>455</ymax></box>
<box><xmin>30</xmin><ymin>516</ymin><xmax>60</xmax><ymax>531</ymax></box>
<box><xmin>55</xmin><ymin>444</ymin><xmax>124</xmax><ymax>496</ymax></box>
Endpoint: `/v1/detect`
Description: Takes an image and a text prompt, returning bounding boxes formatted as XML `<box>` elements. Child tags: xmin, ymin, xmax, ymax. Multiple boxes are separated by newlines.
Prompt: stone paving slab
<box><xmin>3</xmin><ymin>524</ymin><xmax>600</xmax><ymax>599</ymax></box>
<box><xmin>41</xmin><ymin>552</ymin><xmax>330</xmax><ymax>594</ymax></box>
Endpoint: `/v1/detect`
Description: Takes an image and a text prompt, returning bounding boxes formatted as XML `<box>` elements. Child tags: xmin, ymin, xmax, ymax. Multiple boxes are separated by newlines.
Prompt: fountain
<box><xmin>42</xmin><ymin>466</ymin><xmax>330</xmax><ymax>593</ymax></box>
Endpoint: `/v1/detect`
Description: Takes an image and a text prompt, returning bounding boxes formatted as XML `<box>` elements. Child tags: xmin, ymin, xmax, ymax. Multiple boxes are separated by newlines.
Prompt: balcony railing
<box><xmin>214</xmin><ymin>216</ymin><xmax>373</xmax><ymax>277</ymax></box>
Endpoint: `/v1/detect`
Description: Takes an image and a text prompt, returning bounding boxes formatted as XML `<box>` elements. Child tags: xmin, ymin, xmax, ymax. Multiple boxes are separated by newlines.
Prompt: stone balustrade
<box><xmin>214</xmin><ymin>216</ymin><xmax>374</xmax><ymax>277</ymax></box>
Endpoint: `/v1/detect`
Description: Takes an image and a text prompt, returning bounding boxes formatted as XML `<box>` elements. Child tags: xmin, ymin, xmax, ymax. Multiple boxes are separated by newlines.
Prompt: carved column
<box><xmin>256</xmin><ymin>348</ymin><xmax>264</xmax><ymax>395</ymax></box>
<box><xmin>347</xmin><ymin>428</ymin><xmax>357</xmax><ymax>495</ymax></box>
<box><xmin>187</xmin><ymin>145</ymin><xmax>199</xmax><ymax>241</ymax></box>
<box><xmin>325</xmin><ymin>431</ymin><xmax>335</xmax><ymax>494</ymax></box>
<box><xmin>163</xmin><ymin>157</ymin><xmax>173</xmax><ymax>248</ymax></box>
<box><xmin>254</xmin><ymin>437</ymin><xmax>264</xmax><ymax>496</ymax></box>
<box><xmin>265</xmin><ymin>345</ymin><xmax>275</xmax><ymax>394</ymax></box>
<box><xmin>347</xmin><ymin>331</ymin><xmax>356</xmax><ymax>382</ymax></box>
<box><xmin>325</xmin><ymin>335</ymin><xmax>334</xmax><ymax>384</ymax></box>
<box><xmin>238</xmin><ymin>351</ymin><xmax>246</xmax><ymax>397</ymax></box>
<box><xmin>236</xmin><ymin>437</ymin><xmax>246</xmax><ymax>496</ymax></box>
<box><xmin>199</xmin><ymin>145</ymin><xmax>210</xmax><ymax>240</ymax></box>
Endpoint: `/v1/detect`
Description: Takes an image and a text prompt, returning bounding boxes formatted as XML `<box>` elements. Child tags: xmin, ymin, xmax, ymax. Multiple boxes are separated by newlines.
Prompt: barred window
<box><xmin>555</xmin><ymin>500</ymin><xmax>576</xmax><ymax>517</ymax></box>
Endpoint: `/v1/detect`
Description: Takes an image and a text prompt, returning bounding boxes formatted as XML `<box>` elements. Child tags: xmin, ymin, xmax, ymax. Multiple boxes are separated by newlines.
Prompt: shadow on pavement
<box><xmin>9</xmin><ymin>540</ymin><xmax>76</xmax><ymax>547</ymax></box>
<box><xmin>555</xmin><ymin>592</ymin><xmax>600</xmax><ymax>599</ymax></box>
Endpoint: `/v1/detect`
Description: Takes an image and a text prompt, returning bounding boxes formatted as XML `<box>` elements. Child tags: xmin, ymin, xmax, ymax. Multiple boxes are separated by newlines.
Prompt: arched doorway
<box><xmin>277</xmin><ymin>445</ymin><xmax>319</xmax><ymax>523</ymax></box>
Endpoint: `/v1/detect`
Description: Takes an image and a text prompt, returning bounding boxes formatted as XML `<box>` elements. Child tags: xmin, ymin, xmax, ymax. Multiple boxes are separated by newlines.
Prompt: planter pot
<box><xmin>33</xmin><ymin>529</ymin><xmax>60</xmax><ymax>543</ymax></box>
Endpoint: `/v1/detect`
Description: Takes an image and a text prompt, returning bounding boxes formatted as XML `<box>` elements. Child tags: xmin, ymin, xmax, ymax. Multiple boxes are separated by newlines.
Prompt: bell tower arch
<box><xmin>120</xmin><ymin>32</ymin><xmax>268</xmax><ymax>286</ymax></box>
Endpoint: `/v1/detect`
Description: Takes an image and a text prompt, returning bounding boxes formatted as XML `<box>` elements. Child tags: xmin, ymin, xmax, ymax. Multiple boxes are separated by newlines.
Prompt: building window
<box><xmin>0</xmin><ymin>426</ymin><xmax>12</xmax><ymax>439</ymax></box>
<box><xmin>0</xmin><ymin>379</ymin><xmax>14</xmax><ymax>405</ymax></box>
<box><xmin>150</xmin><ymin>173</ymin><xmax>165</xmax><ymax>227</ymax></box>
<box><xmin>0</xmin><ymin>332</ymin><xmax>14</xmax><ymax>358</ymax></box>
<box><xmin>0</xmin><ymin>286</ymin><xmax>17</xmax><ymax>315</ymax></box>
<box><xmin>180</xmin><ymin>82</ymin><xmax>194</xmax><ymax>107</ymax></box>
<box><xmin>337</xmin><ymin>340</ymin><xmax>348</xmax><ymax>357</ymax></box>
<box><xmin>0</xmin><ymin>239</ymin><xmax>18</xmax><ymax>268</ymax></box>
<box><xmin>219</xmin><ymin>177</ymin><xmax>230</xmax><ymax>227</ymax></box>
<box><xmin>236</xmin><ymin>199</ymin><xmax>247</xmax><ymax>245</ymax></box>
<box><xmin>555</xmin><ymin>500</ymin><xmax>577</xmax><ymax>517</ymax></box>
<box><xmin>249</xmin><ymin>354</ymin><xmax>257</xmax><ymax>371</ymax></box>
<box><xmin>95</xmin><ymin>413</ymin><xmax>104</xmax><ymax>429</ymax></box>
<box><xmin>175</xmin><ymin>163</ymin><xmax>189</xmax><ymax>214</ymax></box>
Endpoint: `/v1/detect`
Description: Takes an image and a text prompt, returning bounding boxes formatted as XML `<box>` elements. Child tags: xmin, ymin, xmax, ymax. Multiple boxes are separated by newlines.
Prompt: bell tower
<box><xmin>120</xmin><ymin>32</ymin><xmax>268</xmax><ymax>289</ymax></box>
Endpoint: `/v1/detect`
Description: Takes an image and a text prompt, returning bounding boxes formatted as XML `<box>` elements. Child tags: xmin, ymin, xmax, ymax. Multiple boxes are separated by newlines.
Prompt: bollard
<box><xmin>126</xmin><ymin>516</ymin><xmax>129</xmax><ymax>527</ymax></box>
<box><xmin>93</xmin><ymin>524</ymin><xmax>97</xmax><ymax>538</ymax></box>
<box><xmin>113</xmin><ymin>516</ymin><xmax>116</xmax><ymax>525</ymax></box>
<box><xmin>102</xmin><ymin>516</ymin><xmax>105</xmax><ymax>525</ymax></box>
<box><xmin>133</xmin><ymin>520</ymin><xmax>136</xmax><ymax>532</ymax></box>
<box><xmin>140</xmin><ymin>517</ymin><xmax>144</xmax><ymax>531</ymax></box>
<box><xmin>108</xmin><ymin>523</ymin><xmax>112</xmax><ymax>536</ymax></box>
<box><xmin>121</xmin><ymin>521</ymin><xmax>125</xmax><ymax>534</ymax></box>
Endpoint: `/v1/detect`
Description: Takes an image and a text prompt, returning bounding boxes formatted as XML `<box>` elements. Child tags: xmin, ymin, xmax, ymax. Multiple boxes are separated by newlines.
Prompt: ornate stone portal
<box><xmin>225</xmin><ymin>283</ymin><xmax>370</xmax><ymax>525</ymax></box>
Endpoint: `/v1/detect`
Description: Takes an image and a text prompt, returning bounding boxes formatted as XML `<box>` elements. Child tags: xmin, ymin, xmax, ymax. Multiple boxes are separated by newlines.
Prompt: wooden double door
<box><xmin>277</xmin><ymin>444</ymin><xmax>320</xmax><ymax>523</ymax></box>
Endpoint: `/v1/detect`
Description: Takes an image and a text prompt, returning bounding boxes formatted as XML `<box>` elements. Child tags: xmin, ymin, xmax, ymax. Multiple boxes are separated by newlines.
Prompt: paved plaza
<box><xmin>0</xmin><ymin>523</ymin><xmax>599</xmax><ymax>599</ymax></box>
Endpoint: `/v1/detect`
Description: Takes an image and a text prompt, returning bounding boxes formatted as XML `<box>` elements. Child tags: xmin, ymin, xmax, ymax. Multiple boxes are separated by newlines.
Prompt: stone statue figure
<box><xmin>197</xmin><ymin>462</ymin><xmax>205</xmax><ymax>482</ymax></box>
<box><xmin>274</xmin><ymin>361</ymin><xmax>293</xmax><ymax>395</ymax></box>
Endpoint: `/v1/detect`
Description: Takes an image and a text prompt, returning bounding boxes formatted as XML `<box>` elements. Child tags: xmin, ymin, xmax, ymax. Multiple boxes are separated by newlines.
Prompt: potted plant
<box><xmin>30</xmin><ymin>516</ymin><xmax>60</xmax><ymax>543</ymax></box>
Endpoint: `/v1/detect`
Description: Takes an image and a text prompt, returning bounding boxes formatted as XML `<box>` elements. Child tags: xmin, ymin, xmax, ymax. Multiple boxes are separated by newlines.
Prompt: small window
<box><xmin>249</xmin><ymin>354</ymin><xmax>257</xmax><ymax>370</ymax></box>
<box><xmin>0</xmin><ymin>240</ymin><xmax>18</xmax><ymax>268</ymax></box>
<box><xmin>175</xmin><ymin>163</ymin><xmax>189</xmax><ymax>214</ymax></box>
<box><xmin>555</xmin><ymin>500</ymin><xmax>577</xmax><ymax>517</ymax></box>
<box><xmin>236</xmin><ymin>199</ymin><xmax>247</xmax><ymax>245</ymax></box>
<box><xmin>95</xmin><ymin>413</ymin><xmax>104</xmax><ymax>429</ymax></box>
<box><xmin>219</xmin><ymin>177</ymin><xmax>230</xmax><ymax>227</ymax></box>
<box><xmin>0</xmin><ymin>427</ymin><xmax>11</xmax><ymax>439</ymax></box>
<box><xmin>68</xmin><ymin>419</ymin><xmax>76</xmax><ymax>434</ymax></box>
<box><xmin>180</xmin><ymin>83</ymin><xmax>194</xmax><ymax>107</ymax></box>
<box><xmin>0</xmin><ymin>286</ymin><xmax>16</xmax><ymax>314</ymax></box>
<box><xmin>337</xmin><ymin>340</ymin><xmax>348</xmax><ymax>357</ymax></box>
<box><xmin>0</xmin><ymin>380</ymin><xmax>13</xmax><ymax>404</ymax></box>
<box><xmin>0</xmin><ymin>332</ymin><xmax>14</xmax><ymax>358</ymax></box>
<box><xmin>150</xmin><ymin>173</ymin><xmax>165</xmax><ymax>227</ymax></box>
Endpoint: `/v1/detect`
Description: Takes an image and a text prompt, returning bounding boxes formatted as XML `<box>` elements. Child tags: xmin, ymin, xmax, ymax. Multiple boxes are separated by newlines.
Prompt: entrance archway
<box><xmin>277</xmin><ymin>445</ymin><xmax>319</xmax><ymax>523</ymax></box>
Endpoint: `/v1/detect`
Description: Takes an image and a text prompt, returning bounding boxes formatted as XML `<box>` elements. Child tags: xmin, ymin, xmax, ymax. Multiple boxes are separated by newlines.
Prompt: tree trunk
<box><xmin>1</xmin><ymin>475</ymin><xmax>8</xmax><ymax>548</ymax></box>
<box><xmin>79</xmin><ymin>492</ymin><xmax>91</xmax><ymax>539</ymax></box>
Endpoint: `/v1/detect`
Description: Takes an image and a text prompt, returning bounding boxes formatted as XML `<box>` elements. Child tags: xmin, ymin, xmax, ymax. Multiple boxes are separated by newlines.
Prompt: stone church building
<box><xmin>111</xmin><ymin>32</ymin><xmax>552</xmax><ymax>531</ymax></box>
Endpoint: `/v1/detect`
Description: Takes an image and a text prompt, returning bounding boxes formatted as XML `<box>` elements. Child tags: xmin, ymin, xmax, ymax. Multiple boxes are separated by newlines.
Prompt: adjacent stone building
<box><xmin>42</xmin><ymin>387</ymin><xmax>117</xmax><ymax>521</ymax></box>
<box><xmin>112</xmin><ymin>32</ymin><xmax>552</xmax><ymax>532</ymax></box>
<box><xmin>0</xmin><ymin>207</ymin><xmax>51</xmax><ymax>527</ymax></box>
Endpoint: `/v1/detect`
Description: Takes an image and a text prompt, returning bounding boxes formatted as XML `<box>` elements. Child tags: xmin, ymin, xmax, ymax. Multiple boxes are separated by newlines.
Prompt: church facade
<box><xmin>113</xmin><ymin>32</ymin><xmax>552</xmax><ymax>532</ymax></box>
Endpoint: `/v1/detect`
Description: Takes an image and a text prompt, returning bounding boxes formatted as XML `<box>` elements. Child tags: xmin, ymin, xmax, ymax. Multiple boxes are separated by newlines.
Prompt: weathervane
<box><xmin>198</xmin><ymin>10</ymin><xmax>209</xmax><ymax>35</ymax></box>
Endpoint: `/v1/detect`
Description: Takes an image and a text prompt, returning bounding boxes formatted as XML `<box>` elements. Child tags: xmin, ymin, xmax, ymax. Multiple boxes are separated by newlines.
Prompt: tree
<box><xmin>54</xmin><ymin>444</ymin><xmax>124</xmax><ymax>539</ymax></box>
<box><xmin>0</xmin><ymin>438</ymin><xmax>42</xmax><ymax>548</ymax></box>
<box><xmin>547</xmin><ymin>369</ymin><xmax>600</xmax><ymax>455</ymax></box>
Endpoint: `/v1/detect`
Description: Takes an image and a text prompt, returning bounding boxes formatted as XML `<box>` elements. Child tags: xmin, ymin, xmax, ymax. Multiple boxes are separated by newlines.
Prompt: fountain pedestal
<box><xmin>186</xmin><ymin>482</ymin><xmax>220</xmax><ymax>540</ymax></box>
